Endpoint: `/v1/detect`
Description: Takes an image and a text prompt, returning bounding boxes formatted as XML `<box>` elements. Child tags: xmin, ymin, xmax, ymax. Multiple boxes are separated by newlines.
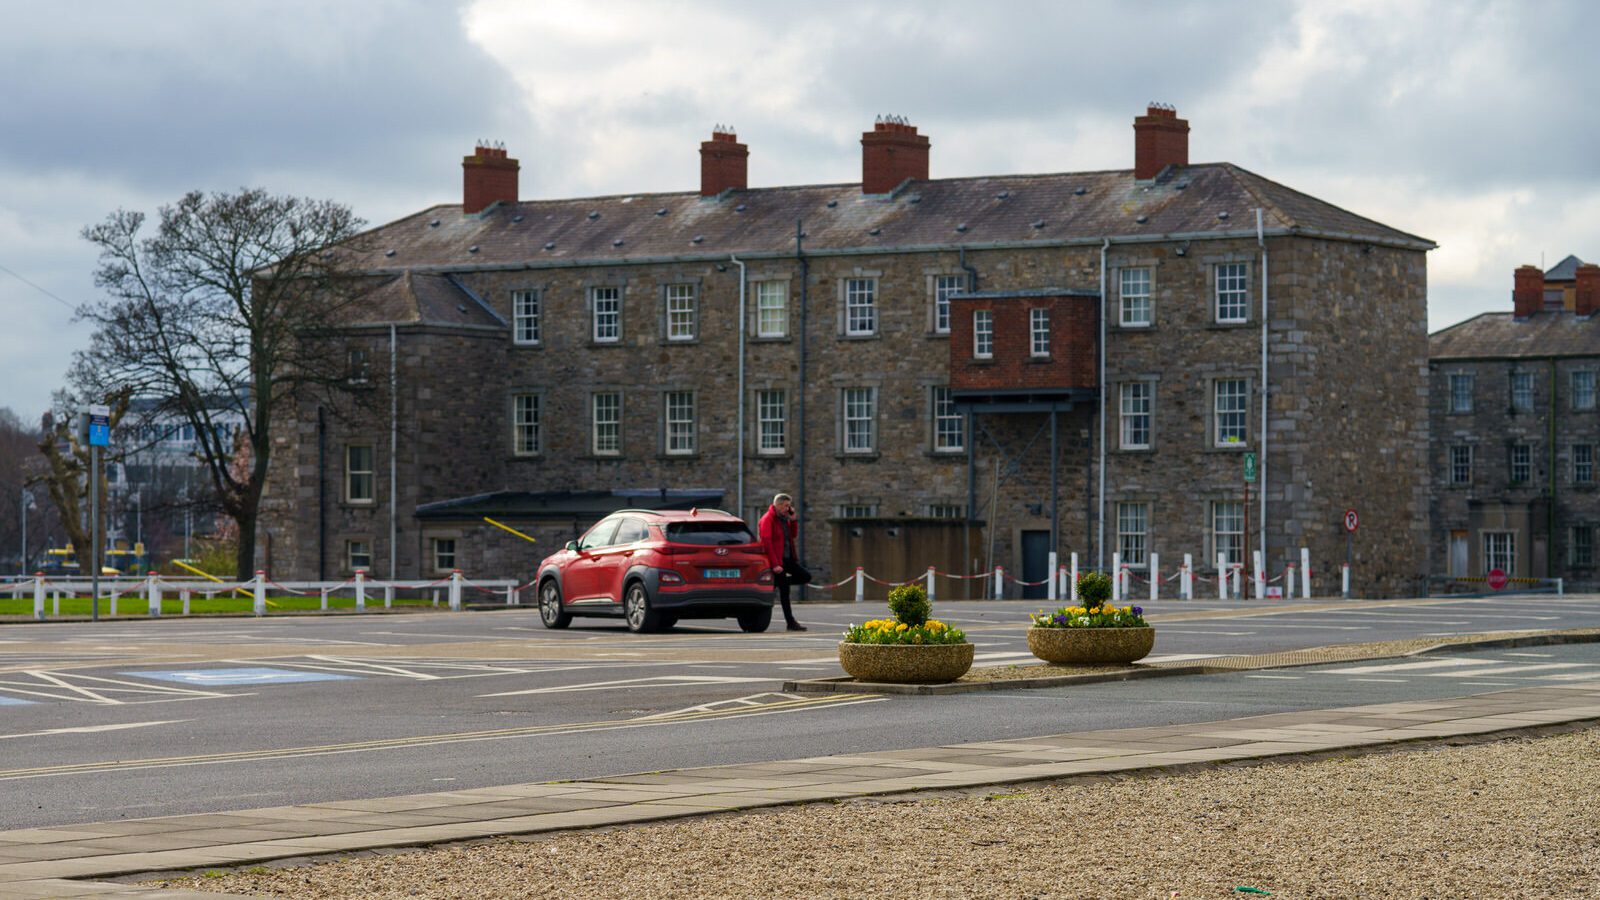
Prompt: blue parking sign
<box><xmin>87</xmin><ymin>404</ymin><xmax>111</xmax><ymax>447</ymax></box>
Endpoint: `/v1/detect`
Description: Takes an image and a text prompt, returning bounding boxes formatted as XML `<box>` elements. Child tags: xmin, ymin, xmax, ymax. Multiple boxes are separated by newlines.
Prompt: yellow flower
<box><xmin>913</xmin><ymin>634</ymin><xmax>924</xmax><ymax>644</ymax></box>
<box><xmin>896</xmin><ymin>623</ymin><xmax>908</xmax><ymax>632</ymax></box>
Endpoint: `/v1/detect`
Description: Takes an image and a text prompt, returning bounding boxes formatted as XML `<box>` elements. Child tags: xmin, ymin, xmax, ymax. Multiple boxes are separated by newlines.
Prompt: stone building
<box><xmin>1429</xmin><ymin>256</ymin><xmax>1600</xmax><ymax>587</ymax></box>
<box><xmin>260</xmin><ymin>106</ymin><xmax>1434</xmax><ymax>598</ymax></box>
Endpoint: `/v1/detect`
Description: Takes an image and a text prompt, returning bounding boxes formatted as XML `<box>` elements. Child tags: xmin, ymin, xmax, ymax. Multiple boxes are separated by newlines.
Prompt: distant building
<box><xmin>106</xmin><ymin>398</ymin><xmax>244</xmax><ymax>556</ymax></box>
<box><xmin>1429</xmin><ymin>256</ymin><xmax>1600</xmax><ymax>586</ymax></box>
<box><xmin>261</xmin><ymin>106</ymin><xmax>1434</xmax><ymax>597</ymax></box>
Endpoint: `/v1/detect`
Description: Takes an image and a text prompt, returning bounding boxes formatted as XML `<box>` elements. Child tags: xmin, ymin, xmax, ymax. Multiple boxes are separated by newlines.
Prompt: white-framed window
<box><xmin>512</xmin><ymin>289</ymin><xmax>541</xmax><ymax>345</ymax></box>
<box><xmin>1573</xmin><ymin>371</ymin><xmax>1596</xmax><ymax>411</ymax></box>
<box><xmin>1120</xmin><ymin>382</ymin><xmax>1152</xmax><ymax>450</ymax></box>
<box><xmin>1510</xmin><ymin>443</ymin><xmax>1532</xmax><ymax>484</ymax></box>
<box><xmin>1483</xmin><ymin>531</ymin><xmax>1515</xmax><ymax>575</ymax></box>
<box><xmin>934</xmin><ymin>274</ymin><xmax>965</xmax><ymax>334</ymax></box>
<box><xmin>1449</xmin><ymin>373</ymin><xmax>1474</xmax><ymax>413</ymax></box>
<box><xmin>346</xmin><ymin>347</ymin><xmax>370</xmax><ymax>384</ymax></box>
<box><xmin>592</xmin><ymin>392</ymin><xmax>621</xmax><ymax>455</ymax></box>
<box><xmin>512</xmin><ymin>393</ymin><xmax>541</xmax><ymax>456</ymax></box>
<box><xmin>1575</xmin><ymin>444</ymin><xmax>1594</xmax><ymax>484</ymax></box>
<box><xmin>1030</xmin><ymin>308</ymin><xmax>1051</xmax><ymax>357</ymax></box>
<box><xmin>932</xmin><ymin>386</ymin><xmax>963</xmax><ymax>453</ymax></box>
<box><xmin>664</xmin><ymin>391</ymin><xmax>695</xmax><ymax>455</ymax></box>
<box><xmin>432</xmin><ymin>538</ymin><xmax>457</xmax><ymax>572</ymax></box>
<box><xmin>1117</xmin><ymin>502</ymin><xmax>1148</xmax><ymax>569</ymax></box>
<box><xmin>1120</xmin><ymin>267</ymin><xmax>1152</xmax><ymax>327</ymax></box>
<box><xmin>1511</xmin><ymin>372</ymin><xmax>1533</xmax><ymax>411</ymax></box>
<box><xmin>845</xmin><ymin>278</ymin><xmax>877</xmax><ymax>336</ymax></box>
<box><xmin>973</xmin><ymin>309</ymin><xmax>993</xmax><ymax>359</ymax></box>
<box><xmin>1215</xmin><ymin>262</ymin><xmax>1248</xmax><ymax>323</ymax></box>
<box><xmin>1214</xmin><ymin>379</ymin><xmax>1248</xmax><ymax>446</ymax></box>
<box><xmin>843</xmin><ymin>387</ymin><xmax>876</xmax><ymax>453</ymax></box>
<box><xmin>756</xmin><ymin>281</ymin><xmax>787</xmax><ymax>338</ymax></box>
<box><xmin>345</xmin><ymin>445</ymin><xmax>374</xmax><ymax>504</ymax></box>
<box><xmin>926</xmin><ymin>503</ymin><xmax>964</xmax><ymax>518</ymax></box>
<box><xmin>1211</xmin><ymin>501</ymin><xmax>1243</xmax><ymax>569</ymax></box>
<box><xmin>1572</xmin><ymin>526</ymin><xmax>1595</xmax><ymax>567</ymax></box>
<box><xmin>346</xmin><ymin>539</ymin><xmax>372</xmax><ymax>572</ymax></box>
<box><xmin>1450</xmin><ymin>445</ymin><xmax>1473</xmax><ymax>484</ymax></box>
<box><xmin>757</xmin><ymin>389</ymin><xmax>786</xmax><ymax>454</ymax></box>
<box><xmin>665</xmin><ymin>283</ymin><xmax>696</xmax><ymax>341</ymax></box>
<box><xmin>838</xmin><ymin>504</ymin><xmax>877</xmax><ymax>518</ymax></box>
<box><xmin>591</xmin><ymin>286</ymin><xmax>621</xmax><ymax>343</ymax></box>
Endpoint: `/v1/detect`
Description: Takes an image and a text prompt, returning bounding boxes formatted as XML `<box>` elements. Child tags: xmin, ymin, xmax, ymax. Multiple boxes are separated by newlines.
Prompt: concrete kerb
<box><xmin>783</xmin><ymin>628</ymin><xmax>1600</xmax><ymax>695</ymax></box>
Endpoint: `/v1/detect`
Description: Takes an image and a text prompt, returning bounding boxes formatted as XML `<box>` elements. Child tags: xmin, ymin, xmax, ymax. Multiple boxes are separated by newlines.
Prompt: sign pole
<box><xmin>90</xmin><ymin>442</ymin><xmax>100</xmax><ymax>622</ymax></box>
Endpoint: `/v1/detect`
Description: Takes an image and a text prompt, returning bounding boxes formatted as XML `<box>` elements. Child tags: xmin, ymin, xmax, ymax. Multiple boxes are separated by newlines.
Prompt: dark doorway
<box><xmin>1021</xmin><ymin>530</ymin><xmax>1051</xmax><ymax>600</ymax></box>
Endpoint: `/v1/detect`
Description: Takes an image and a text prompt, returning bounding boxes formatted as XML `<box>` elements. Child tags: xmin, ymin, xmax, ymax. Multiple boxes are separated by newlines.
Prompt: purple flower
<box><xmin>1053</xmin><ymin>614</ymin><xmax>1069</xmax><ymax>625</ymax></box>
<box><xmin>1131</xmin><ymin>606</ymin><xmax>1143</xmax><ymax>617</ymax></box>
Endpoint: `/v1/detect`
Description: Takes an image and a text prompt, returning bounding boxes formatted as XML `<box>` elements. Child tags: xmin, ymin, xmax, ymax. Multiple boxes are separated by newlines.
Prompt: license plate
<box><xmin>702</xmin><ymin>568</ymin><xmax>740</xmax><ymax>579</ymax></box>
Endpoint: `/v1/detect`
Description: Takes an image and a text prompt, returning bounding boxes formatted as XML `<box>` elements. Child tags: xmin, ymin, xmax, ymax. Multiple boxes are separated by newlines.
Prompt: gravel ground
<box><xmin>148</xmin><ymin>724</ymin><xmax>1600</xmax><ymax>899</ymax></box>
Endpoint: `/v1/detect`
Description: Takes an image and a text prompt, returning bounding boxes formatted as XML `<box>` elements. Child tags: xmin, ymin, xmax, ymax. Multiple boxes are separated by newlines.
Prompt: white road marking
<box><xmin>1151</xmin><ymin>629</ymin><xmax>1258</xmax><ymax>636</ymax></box>
<box><xmin>1245</xmin><ymin>675</ymin><xmax>1302</xmax><ymax>680</ymax></box>
<box><xmin>1461</xmin><ymin>682</ymin><xmax>1516</xmax><ymax>686</ymax></box>
<box><xmin>480</xmin><ymin>675</ymin><xmax>775</xmax><ymax>696</ymax></box>
<box><xmin>1502</xmin><ymin>652</ymin><xmax>1555</xmax><ymax>658</ymax></box>
<box><xmin>0</xmin><ymin>720</ymin><xmax>186</xmax><ymax>741</ymax></box>
<box><xmin>1144</xmin><ymin>653</ymin><xmax>1224</xmax><ymax>663</ymax></box>
<box><xmin>1348</xmin><ymin>678</ymin><xmax>1410</xmax><ymax>683</ymax></box>
<box><xmin>1322</xmin><ymin>658</ymin><xmax>1488</xmax><ymax>675</ymax></box>
<box><xmin>1426</xmin><ymin>663</ymin><xmax>1589</xmax><ymax>678</ymax></box>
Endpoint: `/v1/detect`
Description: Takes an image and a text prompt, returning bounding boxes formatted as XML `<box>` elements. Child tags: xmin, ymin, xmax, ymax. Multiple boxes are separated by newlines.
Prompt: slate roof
<box><xmin>1545</xmin><ymin>254</ymin><xmax>1588</xmax><ymax>282</ymax></box>
<box><xmin>414</xmin><ymin>488</ymin><xmax>726</xmax><ymax>520</ymax></box>
<box><xmin>1430</xmin><ymin>311</ymin><xmax>1600</xmax><ymax>361</ymax></box>
<box><xmin>344</xmin><ymin>272</ymin><xmax>504</xmax><ymax>329</ymax></box>
<box><xmin>337</xmin><ymin>163</ymin><xmax>1433</xmax><ymax>276</ymax></box>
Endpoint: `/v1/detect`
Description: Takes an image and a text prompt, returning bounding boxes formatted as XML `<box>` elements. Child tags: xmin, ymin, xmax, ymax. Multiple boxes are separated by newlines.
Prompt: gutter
<box><xmin>1098</xmin><ymin>238</ymin><xmax>1109</xmax><ymax>571</ymax></box>
<box><xmin>1257</xmin><ymin>209</ymin><xmax>1269</xmax><ymax>576</ymax></box>
<box><xmin>730</xmin><ymin>255</ymin><xmax>747</xmax><ymax>518</ymax></box>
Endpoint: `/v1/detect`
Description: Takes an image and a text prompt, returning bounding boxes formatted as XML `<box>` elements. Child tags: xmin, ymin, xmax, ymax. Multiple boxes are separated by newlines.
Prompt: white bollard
<box><xmin>1342</xmin><ymin>563</ymin><xmax>1351</xmax><ymax>599</ymax></box>
<box><xmin>855</xmin><ymin>566</ymin><xmax>865</xmax><ymax>603</ymax></box>
<box><xmin>33</xmin><ymin>573</ymin><xmax>44</xmax><ymax>621</ymax></box>
<box><xmin>1047</xmin><ymin>551</ymin><xmax>1058</xmax><ymax>602</ymax></box>
<box><xmin>993</xmin><ymin>566</ymin><xmax>1004</xmax><ymax>600</ymax></box>
<box><xmin>387</xmin><ymin>585</ymin><xmax>396</xmax><ymax>608</ymax></box>
<box><xmin>1069</xmin><ymin>553</ymin><xmax>1079</xmax><ymax>601</ymax></box>
<box><xmin>1149</xmin><ymin>552</ymin><xmax>1160</xmax><ymax>603</ymax></box>
<box><xmin>505</xmin><ymin>585</ymin><xmax>514</xmax><ymax>606</ymax></box>
<box><xmin>1218</xmin><ymin>553</ymin><xmax>1228</xmax><ymax>600</ymax></box>
<box><xmin>254</xmin><ymin>570</ymin><xmax>267</xmax><ymax>617</ymax></box>
<box><xmin>181</xmin><ymin>589</ymin><xmax>191</xmax><ymax>615</ymax></box>
<box><xmin>1111</xmin><ymin>553</ymin><xmax>1122</xmax><ymax>603</ymax></box>
<box><xmin>1301</xmin><ymin>547</ymin><xmax>1312</xmax><ymax>599</ymax></box>
<box><xmin>1253</xmin><ymin>550</ymin><xmax>1265</xmax><ymax>601</ymax></box>
<box><xmin>1285</xmin><ymin>564</ymin><xmax>1295</xmax><ymax>602</ymax></box>
<box><xmin>146</xmin><ymin>573</ymin><xmax>161</xmax><ymax>617</ymax></box>
<box><xmin>926</xmin><ymin>566</ymin><xmax>936</xmax><ymax>603</ymax></box>
<box><xmin>355</xmin><ymin>569</ymin><xmax>367</xmax><ymax>611</ymax></box>
<box><xmin>1231</xmin><ymin>563</ymin><xmax>1242</xmax><ymax>598</ymax></box>
<box><xmin>449</xmin><ymin>569</ymin><xmax>463</xmax><ymax>611</ymax></box>
<box><xmin>320</xmin><ymin>587</ymin><xmax>330</xmax><ymax>611</ymax></box>
<box><xmin>1182</xmin><ymin>553</ymin><xmax>1194</xmax><ymax>600</ymax></box>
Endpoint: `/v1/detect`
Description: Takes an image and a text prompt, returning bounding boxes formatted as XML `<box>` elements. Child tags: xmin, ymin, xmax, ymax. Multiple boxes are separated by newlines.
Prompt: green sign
<box><xmin>1243</xmin><ymin>452</ymin><xmax>1258</xmax><ymax>483</ymax></box>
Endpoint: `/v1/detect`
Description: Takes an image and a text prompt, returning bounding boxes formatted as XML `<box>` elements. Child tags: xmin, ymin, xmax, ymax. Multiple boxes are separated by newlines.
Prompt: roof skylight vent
<box><xmin>612</xmin><ymin>238</ymin><xmax>624</xmax><ymax>247</ymax></box>
<box><xmin>1135</xmin><ymin>215</ymin><xmax>1148</xmax><ymax>224</ymax></box>
<box><xmin>691</xmin><ymin>235</ymin><xmax>704</xmax><ymax>244</ymax></box>
<box><xmin>587</xmin><ymin>211</ymin><xmax>600</xmax><ymax>220</ymax></box>
<box><xmin>429</xmin><ymin>218</ymin><xmax>441</xmax><ymax>227</ymax></box>
<box><xmin>1175</xmin><ymin>181</ymin><xmax>1189</xmax><ymax>190</ymax></box>
<box><xmin>1031</xmin><ymin>220</ymin><xmax>1046</xmax><ymax>229</ymax></box>
<box><xmin>1217</xmin><ymin>211</ymin><xmax>1230</xmax><ymax>221</ymax></box>
<box><xmin>656</xmin><ymin>208</ymin><xmax>667</xmax><ymax>216</ymax></box>
<box><xmin>468</xmin><ymin>245</ymin><xmax>479</xmax><ymax>253</ymax></box>
<box><xmin>868</xmin><ymin>227</ymin><xmax>881</xmax><ymax>236</ymax></box>
<box><xmin>955</xmin><ymin>223</ymin><xmax>968</xmax><ymax>233</ymax></box>
<box><xmin>511</xmin><ymin>214</ymin><xmax>525</xmax><ymax>222</ymax></box>
<box><xmin>735</xmin><ymin>203</ymin><xmax>747</xmax><ymax>212</ymax></box>
<box><xmin>543</xmin><ymin>242</ymin><xmax>556</xmax><ymax>251</ymax></box>
<box><xmin>1073</xmin><ymin>187</ymin><xmax>1087</xmax><ymax>196</ymax></box>
<box><xmin>907</xmin><ymin>194</ymin><xmax>922</xmax><ymax>204</ymax></box>
<box><xmin>996</xmin><ymin>190</ymin><xmax>1009</xmax><ymax>200</ymax></box>
<box><xmin>826</xmin><ymin>199</ymin><xmax>838</xmax><ymax>208</ymax></box>
<box><xmin>384</xmin><ymin>249</ymin><xmax>396</xmax><ymax>257</ymax></box>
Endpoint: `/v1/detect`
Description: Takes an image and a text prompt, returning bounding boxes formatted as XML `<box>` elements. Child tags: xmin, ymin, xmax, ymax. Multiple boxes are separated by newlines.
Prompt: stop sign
<box><xmin>1487</xmin><ymin>568</ymin><xmax>1508</xmax><ymax>591</ymax></box>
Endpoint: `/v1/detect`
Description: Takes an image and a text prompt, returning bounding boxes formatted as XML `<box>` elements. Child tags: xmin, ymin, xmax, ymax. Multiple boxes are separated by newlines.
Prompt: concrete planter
<box><xmin>838</xmin><ymin>641</ymin><xmax>975</xmax><ymax>684</ymax></box>
<box><xmin>1027</xmin><ymin>626</ymin><xmax>1155</xmax><ymax>665</ymax></box>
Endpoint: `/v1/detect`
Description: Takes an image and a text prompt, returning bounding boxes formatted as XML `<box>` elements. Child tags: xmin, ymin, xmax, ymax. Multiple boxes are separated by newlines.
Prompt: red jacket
<box><xmin>758</xmin><ymin>506</ymin><xmax>796</xmax><ymax>570</ymax></box>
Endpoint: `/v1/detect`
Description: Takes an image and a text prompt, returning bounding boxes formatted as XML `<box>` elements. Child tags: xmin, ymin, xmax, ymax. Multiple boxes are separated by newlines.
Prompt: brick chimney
<box><xmin>1513</xmin><ymin>264</ymin><xmax>1545</xmax><ymax>319</ymax></box>
<box><xmin>1576</xmin><ymin>264</ymin><xmax>1600</xmax><ymax>318</ymax></box>
<box><xmin>700</xmin><ymin>127</ymin><xmax>748</xmax><ymax>196</ymax></box>
<box><xmin>462</xmin><ymin>143</ymin><xmax>518</xmax><ymax>215</ymax></box>
<box><xmin>861</xmin><ymin>116</ymin><xmax>929</xmax><ymax>194</ymax></box>
<box><xmin>1133</xmin><ymin>103</ymin><xmax>1190</xmax><ymax>180</ymax></box>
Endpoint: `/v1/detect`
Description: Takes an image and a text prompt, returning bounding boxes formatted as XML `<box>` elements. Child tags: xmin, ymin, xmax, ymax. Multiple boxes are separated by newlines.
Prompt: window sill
<box><xmin>511</xmin><ymin>342</ymin><xmax>543</xmax><ymax>349</ymax></box>
<box><xmin>1207</xmin><ymin>321</ymin><xmax>1253</xmax><ymax>331</ymax></box>
<box><xmin>836</xmin><ymin>452</ymin><xmax>881</xmax><ymax>461</ymax></box>
<box><xmin>926</xmin><ymin>449</ymin><xmax>965</xmax><ymax>459</ymax></box>
<box><xmin>1113</xmin><ymin>323</ymin><xmax>1154</xmax><ymax>332</ymax></box>
<box><xmin>659</xmin><ymin>338</ymin><xmax>700</xmax><ymax>347</ymax></box>
<box><xmin>657</xmin><ymin>453</ymin><xmax>701</xmax><ymax>461</ymax></box>
<box><xmin>1114</xmin><ymin>447</ymin><xmax>1154</xmax><ymax>454</ymax></box>
<box><xmin>753</xmin><ymin>451</ymin><xmax>793</xmax><ymax>461</ymax></box>
<box><xmin>969</xmin><ymin>357</ymin><xmax>995</xmax><ymax>365</ymax></box>
<box><xmin>342</xmin><ymin>501</ymin><xmax>377</xmax><ymax>509</ymax></box>
<box><xmin>1209</xmin><ymin>444</ymin><xmax>1250</xmax><ymax>452</ymax></box>
<box><xmin>839</xmin><ymin>333</ymin><xmax>881</xmax><ymax>341</ymax></box>
<box><xmin>925</xmin><ymin>331</ymin><xmax>951</xmax><ymax>339</ymax></box>
<box><xmin>751</xmin><ymin>335</ymin><xmax>792</xmax><ymax>343</ymax></box>
<box><xmin>587</xmin><ymin>341</ymin><xmax>625</xmax><ymax>349</ymax></box>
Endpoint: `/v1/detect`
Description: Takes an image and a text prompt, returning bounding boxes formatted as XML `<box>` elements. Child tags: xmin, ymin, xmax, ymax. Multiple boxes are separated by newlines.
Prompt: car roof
<box><xmin>603</xmin><ymin>508</ymin><xmax>746</xmax><ymax>523</ymax></box>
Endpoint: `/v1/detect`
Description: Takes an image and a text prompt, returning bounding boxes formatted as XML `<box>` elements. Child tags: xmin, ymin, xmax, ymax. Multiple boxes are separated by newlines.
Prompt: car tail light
<box><xmin>660</xmin><ymin>570</ymin><xmax>684</xmax><ymax>585</ymax></box>
<box><xmin>757</xmin><ymin>569</ymin><xmax>774</xmax><ymax>584</ymax></box>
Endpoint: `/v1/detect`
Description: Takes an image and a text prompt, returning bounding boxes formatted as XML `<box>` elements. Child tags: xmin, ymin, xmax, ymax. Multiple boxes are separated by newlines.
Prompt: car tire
<box><xmin>737</xmin><ymin>608</ymin><xmax>772</xmax><ymax>633</ymax></box>
<box><xmin>624</xmin><ymin>581</ymin><xmax>661</xmax><ymax>633</ymax></box>
<box><xmin>659</xmin><ymin>615</ymin><xmax>679</xmax><ymax>631</ymax></box>
<box><xmin>539</xmin><ymin>579</ymin><xmax>572</xmax><ymax>629</ymax></box>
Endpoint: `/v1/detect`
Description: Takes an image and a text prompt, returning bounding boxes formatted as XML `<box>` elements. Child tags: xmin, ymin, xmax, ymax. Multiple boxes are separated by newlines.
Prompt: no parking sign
<box><xmin>1343</xmin><ymin>509</ymin><xmax>1359</xmax><ymax>533</ymax></box>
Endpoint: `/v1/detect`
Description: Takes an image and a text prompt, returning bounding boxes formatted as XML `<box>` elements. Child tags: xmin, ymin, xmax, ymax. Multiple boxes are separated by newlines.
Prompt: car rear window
<box><xmin>664</xmin><ymin>521</ymin><xmax>756</xmax><ymax>546</ymax></box>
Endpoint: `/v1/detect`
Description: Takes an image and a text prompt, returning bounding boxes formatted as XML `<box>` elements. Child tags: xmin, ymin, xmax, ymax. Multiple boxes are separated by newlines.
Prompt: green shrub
<box><xmin>1076</xmin><ymin>571</ymin><xmax>1113</xmax><ymax>605</ymax></box>
<box><xmin>887</xmin><ymin>583</ymin><xmax>931</xmax><ymax>626</ymax></box>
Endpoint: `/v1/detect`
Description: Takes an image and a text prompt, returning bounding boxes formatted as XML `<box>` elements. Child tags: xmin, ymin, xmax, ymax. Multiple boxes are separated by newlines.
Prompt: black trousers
<box><xmin>774</xmin><ymin>560</ymin><xmax>811</xmax><ymax>622</ymax></box>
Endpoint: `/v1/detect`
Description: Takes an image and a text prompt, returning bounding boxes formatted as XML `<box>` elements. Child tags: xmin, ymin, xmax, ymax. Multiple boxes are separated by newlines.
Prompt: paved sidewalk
<box><xmin>2</xmin><ymin>683</ymin><xmax>1598</xmax><ymax>899</ymax></box>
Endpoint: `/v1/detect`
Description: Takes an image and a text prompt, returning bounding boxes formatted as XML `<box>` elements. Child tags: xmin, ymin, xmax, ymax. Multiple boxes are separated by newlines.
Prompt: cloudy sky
<box><xmin>2</xmin><ymin>0</ymin><xmax>1596</xmax><ymax>424</ymax></box>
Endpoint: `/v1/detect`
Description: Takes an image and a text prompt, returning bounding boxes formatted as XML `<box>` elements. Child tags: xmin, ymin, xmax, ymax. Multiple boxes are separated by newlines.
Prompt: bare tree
<box><xmin>75</xmin><ymin>189</ymin><xmax>370</xmax><ymax>578</ymax></box>
<box><xmin>30</xmin><ymin>391</ymin><xmax>131</xmax><ymax>573</ymax></box>
<box><xmin>0</xmin><ymin>407</ymin><xmax>60</xmax><ymax>574</ymax></box>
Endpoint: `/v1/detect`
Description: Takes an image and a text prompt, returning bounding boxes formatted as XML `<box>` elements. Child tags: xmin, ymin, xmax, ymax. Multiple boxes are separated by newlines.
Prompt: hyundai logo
<box><xmin>715</xmin><ymin>547</ymin><xmax>729</xmax><ymax>556</ymax></box>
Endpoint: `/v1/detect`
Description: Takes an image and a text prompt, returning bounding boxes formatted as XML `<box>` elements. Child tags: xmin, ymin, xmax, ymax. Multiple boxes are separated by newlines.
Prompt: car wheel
<box><xmin>624</xmin><ymin>581</ymin><xmax>661</xmax><ymax>633</ymax></box>
<box><xmin>737</xmin><ymin>608</ymin><xmax>772</xmax><ymax>633</ymax></box>
<box><xmin>659</xmin><ymin>615</ymin><xmax>679</xmax><ymax>631</ymax></box>
<box><xmin>539</xmin><ymin>579</ymin><xmax>571</xmax><ymax>629</ymax></box>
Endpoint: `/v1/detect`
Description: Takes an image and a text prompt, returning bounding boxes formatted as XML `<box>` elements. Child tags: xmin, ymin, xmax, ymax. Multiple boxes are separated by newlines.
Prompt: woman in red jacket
<box><xmin>757</xmin><ymin>493</ymin><xmax>808</xmax><ymax>631</ymax></box>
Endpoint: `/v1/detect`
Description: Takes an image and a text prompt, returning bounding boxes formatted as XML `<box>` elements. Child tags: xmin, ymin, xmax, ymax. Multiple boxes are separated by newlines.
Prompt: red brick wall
<box><xmin>700</xmin><ymin>131</ymin><xmax>748</xmax><ymax>196</ymax></box>
<box><xmin>1133</xmin><ymin>106</ymin><xmax>1189</xmax><ymax>179</ymax></box>
<box><xmin>947</xmin><ymin>294</ymin><xmax>1097</xmax><ymax>391</ymax></box>
<box><xmin>1513</xmin><ymin>264</ymin><xmax>1544</xmax><ymax>318</ymax></box>
<box><xmin>462</xmin><ymin>146</ymin><xmax>519</xmax><ymax>214</ymax></box>
<box><xmin>1577</xmin><ymin>264</ymin><xmax>1600</xmax><ymax>317</ymax></box>
<box><xmin>860</xmin><ymin>121</ymin><xmax>929</xmax><ymax>194</ymax></box>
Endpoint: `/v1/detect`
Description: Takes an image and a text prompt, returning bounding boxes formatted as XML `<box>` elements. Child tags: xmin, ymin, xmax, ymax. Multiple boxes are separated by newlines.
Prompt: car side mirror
<box><xmin>565</xmin><ymin>541</ymin><xmax>579</xmax><ymax>552</ymax></box>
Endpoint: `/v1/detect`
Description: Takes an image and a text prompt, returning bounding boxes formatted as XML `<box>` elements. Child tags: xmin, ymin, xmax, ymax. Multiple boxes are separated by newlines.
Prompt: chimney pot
<box><xmin>861</xmin><ymin>116</ymin><xmax>930</xmax><ymax>194</ymax></box>
<box><xmin>700</xmin><ymin>128</ymin><xmax>748</xmax><ymax>196</ymax></box>
<box><xmin>1513</xmin><ymin>264</ymin><xmax>1545</xmax><ymax>318</ymax></box>
<box><xmin>462</xmin><ymin>143</ymin><xmax>519</xmax><ymax>214</ymax></box>
<box><xmin>1133</xmin><ymin>104</ymin><xmax>1189</xmax><ymax>180</ymax></box>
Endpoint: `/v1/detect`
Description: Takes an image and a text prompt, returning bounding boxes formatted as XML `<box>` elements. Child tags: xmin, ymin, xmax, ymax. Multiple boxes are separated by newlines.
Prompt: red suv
<box><xmin>535</xmin><ymin>508</ymin><xmax>776</xmax><ymax>633</ymax></box>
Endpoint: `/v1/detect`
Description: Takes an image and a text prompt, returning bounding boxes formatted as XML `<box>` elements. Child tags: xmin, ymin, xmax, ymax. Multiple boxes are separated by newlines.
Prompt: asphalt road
<box><xmin>1</xmin><ymin>592</ymin><xmax>1597</xmax><ymax>831</ymax></box>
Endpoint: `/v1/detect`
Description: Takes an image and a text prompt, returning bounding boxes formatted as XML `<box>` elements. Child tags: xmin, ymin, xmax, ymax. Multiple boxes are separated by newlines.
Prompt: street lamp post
<box><xmin>18</xmin><ymin>487</ymin><xmax>28</xmax><ymax>575</ymax></box>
